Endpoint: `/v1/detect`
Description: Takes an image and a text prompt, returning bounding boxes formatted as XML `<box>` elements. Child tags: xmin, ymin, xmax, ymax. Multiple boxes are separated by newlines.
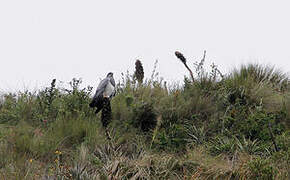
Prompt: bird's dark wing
<box><xmin>109</xmin><ymin>77</ymin><xmax>116</xmax><ymax>98</ymax></box>
<box><xmin>110</xmin><ymin>77</ymin><xmax>116</xmax><ymax>87</ymax></box>
<box><xmin>96</xmin><ymin>78</ymin><xmax>109</xmax><ymax>92</ymax></box>
<box><xmin>89</xmin><ymin>78</ymin><xmax>109</xmax><ymax>108</ymax></box>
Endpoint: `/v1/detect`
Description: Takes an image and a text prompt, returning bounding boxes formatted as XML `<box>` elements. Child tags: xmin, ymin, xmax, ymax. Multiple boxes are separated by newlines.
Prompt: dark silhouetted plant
<box><xmin>134</xmin><ymin>59</ymin><xmax>144</xmax><ymax>84</ymax></box>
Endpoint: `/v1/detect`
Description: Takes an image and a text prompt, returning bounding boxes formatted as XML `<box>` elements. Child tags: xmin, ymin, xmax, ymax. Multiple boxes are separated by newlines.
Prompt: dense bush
<box><xmin>247</xmin><ymin>157</ymin><xmax>278</xmax><ymax>179</ymax></box>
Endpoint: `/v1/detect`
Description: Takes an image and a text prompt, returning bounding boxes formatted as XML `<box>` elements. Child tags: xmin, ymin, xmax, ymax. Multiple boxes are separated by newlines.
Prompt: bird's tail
<box><xmin>89</xmin><ymin>100</ymin><xmax>96</xmax><ymax>108</ymax></box>
<box><xmin>89</xmin><ymin>95</ymin><xmax>103</xmax><ymax>108</ymax></box>
<box><xmin>95</xmin><ymin>108</ymin><xmax>102</xmax><ymax>114</ymax></box>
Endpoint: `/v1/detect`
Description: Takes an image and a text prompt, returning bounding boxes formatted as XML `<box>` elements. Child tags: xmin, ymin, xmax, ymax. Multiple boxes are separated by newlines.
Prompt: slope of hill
<box><xmin>0</xmin><ymin>59</ymin><xmax>289</xmax><ymax>179</ymax></box>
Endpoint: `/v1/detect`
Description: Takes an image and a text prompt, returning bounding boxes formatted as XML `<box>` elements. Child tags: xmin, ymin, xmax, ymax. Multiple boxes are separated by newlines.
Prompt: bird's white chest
<box><xmin>103</xmin><ymin>82</ymin><xmax>114</xmax><ymax>98</ymax></box>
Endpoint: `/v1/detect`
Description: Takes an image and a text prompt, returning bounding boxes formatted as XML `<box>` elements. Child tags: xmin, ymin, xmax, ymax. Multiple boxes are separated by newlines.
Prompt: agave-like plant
<box><xmin>234</xmin><ymin>136</ymin><xmax>271</xmax><ymax>155</ymax></box>
<box><xmin>184</xmin><ymin>122</ymin><xmax>207</xmax><ymax>145</ymax></box>
<box><xmin>230</xmin><ymin>64</ymin><xmax>289</xmax><ymax>91</ymax></box>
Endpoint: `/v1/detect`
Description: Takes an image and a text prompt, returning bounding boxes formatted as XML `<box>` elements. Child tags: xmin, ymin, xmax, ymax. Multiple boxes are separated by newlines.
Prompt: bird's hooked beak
<box><xmin>107</xmin><ymin>72</ymin><xmax>113</xmax><ymax>77</ymax></box>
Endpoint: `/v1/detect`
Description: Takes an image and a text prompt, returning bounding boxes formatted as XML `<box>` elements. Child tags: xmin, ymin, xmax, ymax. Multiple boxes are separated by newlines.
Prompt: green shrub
<box><xmin>247</xmin><ymin>157</ymin><xmax>278</xmax><ymax>180</ymax></box>
<box><xmin>153</xmin><ymin>124</ymin><xmax>187</xmax><ymax>151</ymax></box>
<box><xmin>131</xmin><ymin>102</ymin><xmax>157</xmax><ymax>132</ymax></box>
<box><xmin>184</xmin><ymin>122</ymin><xmax>207</xmax><ymax>145</ymax></box>
<box><xmin>0</xmin><ymin>93</ymin><xmax>20</xmax><ymax>125</ymax></box>
<box><xmin>275</xmin><ymin>130</ymin><xmax>290</xmax><ymax>151</ymax></box>
<box><xmin>208</xmin><ymin>136</ymin><xmax>237</xmax><ymax>155</ymax></box>
<box><xmin>235</xmin><ymin>136</ymin><xmax>271</xmax><ymax>156</ymax></box>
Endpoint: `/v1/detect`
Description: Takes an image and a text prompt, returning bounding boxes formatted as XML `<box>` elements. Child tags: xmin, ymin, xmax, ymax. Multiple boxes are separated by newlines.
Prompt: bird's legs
<box><xmin>101</xmin><ymin>97</ymin><xmax>112</xmax><ymax>140</ymax></box>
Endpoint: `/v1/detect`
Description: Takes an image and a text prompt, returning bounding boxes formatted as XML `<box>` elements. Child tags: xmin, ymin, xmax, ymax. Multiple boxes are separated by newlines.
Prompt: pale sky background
<box><xmin>0</xmin><ymin>0</ymin><xmax>290</xmax><ymax>92</ymax></box>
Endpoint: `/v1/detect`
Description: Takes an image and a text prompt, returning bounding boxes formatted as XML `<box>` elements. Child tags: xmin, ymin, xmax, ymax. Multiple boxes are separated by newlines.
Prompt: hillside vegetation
<box><xmin>0</xmin><ymin>55</ymin><xmax>289</xmax><ymax>179</ymax></box>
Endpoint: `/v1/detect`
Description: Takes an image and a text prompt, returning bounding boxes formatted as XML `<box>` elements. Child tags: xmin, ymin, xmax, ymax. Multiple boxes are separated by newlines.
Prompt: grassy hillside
<box><xmin>0</xmin><ymin>57</ymin><xmax>289</xmax><ymax>179</ymax></box>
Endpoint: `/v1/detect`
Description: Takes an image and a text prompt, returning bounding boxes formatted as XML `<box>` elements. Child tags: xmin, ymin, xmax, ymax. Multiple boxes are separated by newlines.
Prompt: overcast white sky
<box><xmin>0</xmin><ymin>0</ymin><xmax>289</xmax><ymax>92</ymax></box>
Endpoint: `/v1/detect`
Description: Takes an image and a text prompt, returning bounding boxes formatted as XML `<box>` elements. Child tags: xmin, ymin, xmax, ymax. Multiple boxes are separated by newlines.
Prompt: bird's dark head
<box><xmin>106</xmin><ymin>72</ymin><xmax>113</xmax><ymax>77</ymax></box>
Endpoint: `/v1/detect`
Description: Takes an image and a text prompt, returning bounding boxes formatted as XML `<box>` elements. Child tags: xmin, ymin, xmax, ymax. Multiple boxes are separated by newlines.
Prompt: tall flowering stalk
<box><xmin>134</xmin><ymin>60</ymin><xmax>144</xmax><ymax>84</ymax></box>
<box><xmin>175</xmin><ymin>51</ymin><xmax>194</xmax><ymax>82</ymax></box>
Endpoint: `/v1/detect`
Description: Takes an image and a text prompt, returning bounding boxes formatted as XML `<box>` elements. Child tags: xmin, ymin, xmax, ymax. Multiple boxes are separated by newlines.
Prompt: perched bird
<box><xmin>89</xmin><ymin>72</ymin><xmax>116</xmax><ymax>114</ymax></box>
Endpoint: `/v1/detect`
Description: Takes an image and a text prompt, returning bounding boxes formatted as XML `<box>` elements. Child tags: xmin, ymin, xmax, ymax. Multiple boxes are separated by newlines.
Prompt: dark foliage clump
<box><xmin>132</xmin><ymin>103</ymin><xmax>157</xmax><ymax>132</ymax></box>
